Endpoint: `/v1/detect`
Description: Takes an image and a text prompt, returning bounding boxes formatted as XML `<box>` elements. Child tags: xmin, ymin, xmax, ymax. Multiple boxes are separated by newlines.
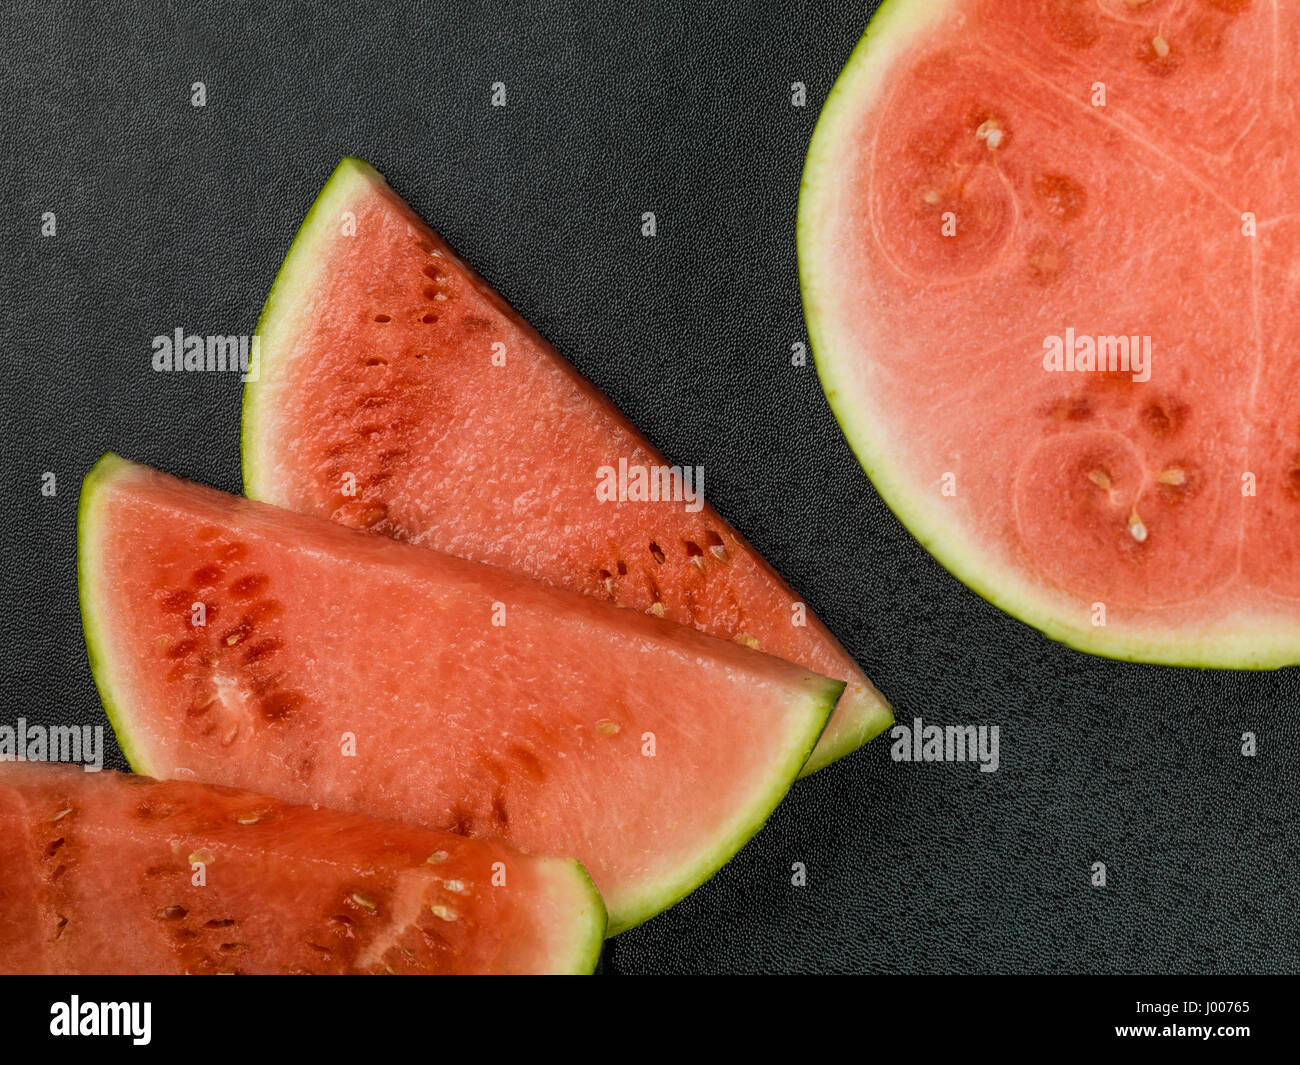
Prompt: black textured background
<box><xmin>2</xmin><ymin>0</ymin><xmax>1296</xmax><ymax>975</ymax></box>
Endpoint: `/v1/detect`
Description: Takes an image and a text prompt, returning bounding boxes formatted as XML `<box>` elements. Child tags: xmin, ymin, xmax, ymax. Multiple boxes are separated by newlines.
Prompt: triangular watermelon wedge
<box><xmin>0</xmin><ymin>763</ymin><xmax>604</xmax><ymax>975</ymax></box>
<box><xmin>240</xmin><ymin>157</ymin><xmax>890</xmax><ymax>774</ymax></box>
<box><xmin>78</xmin><ymin>454</ymin><xmax>841</xmax><ymax>935</ymax></box>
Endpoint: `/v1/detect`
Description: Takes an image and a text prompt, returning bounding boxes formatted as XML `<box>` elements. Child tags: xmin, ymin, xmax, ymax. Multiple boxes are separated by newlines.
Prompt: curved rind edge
<box><xmin>606</xmin><ymin>677</ymin><xmax>843</xmax><ymax>936</ymax></box>
<box><xmin>77</xmin><ymin>453</ymin><xmax>157</xmax><ymax>775</ymax></box>
<box><xmin>550</xmin><ymin>858</ymin><xmax>608</xmax><ymax>973</ymax></box>
<box><xmin>797</xmin><ymin>1</ymin><xmax>1298</xmax><ymax>670</ymax></box>
<box><xmin>241</xmin><ymin>156</ymin><xmax>384</xmax><ymax>502</ymax></box>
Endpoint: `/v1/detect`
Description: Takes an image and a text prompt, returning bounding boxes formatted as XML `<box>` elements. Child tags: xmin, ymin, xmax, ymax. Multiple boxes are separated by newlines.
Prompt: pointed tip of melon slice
<box><xmin>241</xmin><ymin>155</ymin><xmax>392</xmax><ymax>503</ymax></box>
<box><xmin>801</xmin><ymin>678</ymin><xmax>894</xmax><ymax>777</ymax></box>
<box><xmin>335</xmin><ymin>154</ymin><xmax>385</xmax><ymax>182</ymax></box>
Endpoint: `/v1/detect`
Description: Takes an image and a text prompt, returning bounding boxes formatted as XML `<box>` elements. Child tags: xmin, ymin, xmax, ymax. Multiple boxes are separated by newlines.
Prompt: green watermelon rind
<box><xmin>78</xmin><ymin>453</ymin><xmax>608</xmax><ymax>974</ymax></box>
<box><xmin>798</xmin><ymin>0</ymin><xmax>1295</xmax><ymax>670</ymax></box>
<box><xmin>241</xmin><ymin>156</ymin><xmax>378</xmax><ymax>499</ymax></box>
<box><xmin>78</xmin><ymin>452</ymin><xmax>157</xmax><ymax>775</ymax></box>
<box><xmin>537</xmin><ymin>857</ymin><xmax>609</xmax><ymax>972</ymax></box>
<box><xmin>605</xmin><ymin>676</ymin><xmax>843</xmax><ymax>936</ymax></box>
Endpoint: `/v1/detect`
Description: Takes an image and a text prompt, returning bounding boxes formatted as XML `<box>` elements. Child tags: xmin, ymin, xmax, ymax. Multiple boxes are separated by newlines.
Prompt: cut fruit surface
<box><xmin>800</xmin><ymin>0</ymin><xmax>1300</xmax><ymax>666</ymax></box>
<box><xmin>241</xmin><ymin>156</ymin><xmax>890</xmax><ymax>773</ymax></box>
<box><xmin>79</xmin><ymin>455</ymin><xmax>840</xmax><ymax>935</ymax></box>
<box><xmin>0</xmin><ymin>763</ymin><xmax>603</xmax><ymax>974</ymax></box>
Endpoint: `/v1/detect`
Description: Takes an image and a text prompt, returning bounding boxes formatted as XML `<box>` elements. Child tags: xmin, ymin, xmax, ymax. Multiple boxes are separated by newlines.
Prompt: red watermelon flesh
<box><xmin>78</xmin><ymin>455</ymin><xmax>840</xmax><ymax>935</ymax></box>
<box><xmin>0</xmin><ymin>763</ymin><xmax>603</xmax><ymax>975</ymax></box>
<box><xmin>240</xmin><ymin>157</ymin><xmax>890</xmax><ymax>774</ymax></box>
<box><xmin>800</xmin><ymin>0</ymin><xmax>1300</xmax><ymax>665</ymax></box>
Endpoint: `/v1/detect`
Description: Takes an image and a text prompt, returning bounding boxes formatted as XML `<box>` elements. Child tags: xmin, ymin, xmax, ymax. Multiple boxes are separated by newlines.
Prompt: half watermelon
<box><xmin>0</xmin><ymin>763</ymin><xmax>603</xmax><ymax>974</ymax></box>
<box><xmin>79</xmin><ymin>454</ymin><xmax>841</xmax><ymax>935</ymax></box>
<box><xmin>240</xmin><ymin>157</ymin><xmax>890</xmax><ymax>774</ymax></box>
<box><xmin>800</xmin><ymin>0</ymin><xmax>1298</xmax><ymax>665</ymax></box>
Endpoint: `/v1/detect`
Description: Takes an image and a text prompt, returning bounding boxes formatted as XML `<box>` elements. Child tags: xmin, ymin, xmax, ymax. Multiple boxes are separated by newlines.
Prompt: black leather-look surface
<box><xmin>2</xmin><ymin>0</ymin><xmax>1296</xmax><ymax>974</ymax></box>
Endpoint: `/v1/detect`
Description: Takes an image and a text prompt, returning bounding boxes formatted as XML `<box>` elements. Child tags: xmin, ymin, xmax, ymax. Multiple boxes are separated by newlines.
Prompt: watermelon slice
<box><xmin>78</xmin><ymin>454</ymin><xmax>840</xmax><ymax>935</ymax></box>
<box><xmin>240</xmin><ymin>157</ymin><xmax>890</xmax><ymax>773</ymax></box>
<box><xmin>0</xmin><ymin>763</ymin><xmax>603</xmax><ymax>974</ymax></box>
<box><xmin>800</xmin><ymin>0</ymin><xmax>1298</xmax><ymax>666</ymax></box>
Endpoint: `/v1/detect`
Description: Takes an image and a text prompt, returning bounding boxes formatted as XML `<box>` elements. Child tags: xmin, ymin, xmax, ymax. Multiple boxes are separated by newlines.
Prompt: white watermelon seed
<box><xmin>976</xmin><ymin>119</ymin><xmax>1003</xmax><ymax>150</ymax></box>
